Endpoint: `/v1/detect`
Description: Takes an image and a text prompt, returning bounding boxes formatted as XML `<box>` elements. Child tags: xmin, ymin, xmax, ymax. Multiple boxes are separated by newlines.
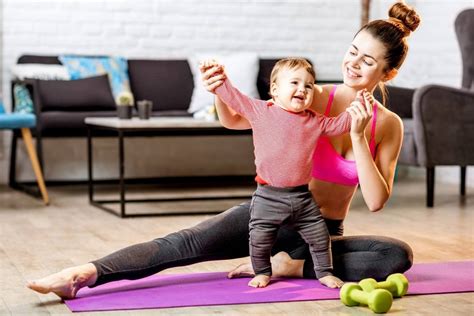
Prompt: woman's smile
<box><xmin>346</xmin><ymin>67</ymin><xmax>361</xmax><ymax>79</ymax></box>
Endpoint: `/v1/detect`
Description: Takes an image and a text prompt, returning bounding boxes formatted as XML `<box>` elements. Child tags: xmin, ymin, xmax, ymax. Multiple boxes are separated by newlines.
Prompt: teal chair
<box><xmin>0</xmin><ymin>101</ymin><xmax>49</xmax><ymax>204</ymax></box>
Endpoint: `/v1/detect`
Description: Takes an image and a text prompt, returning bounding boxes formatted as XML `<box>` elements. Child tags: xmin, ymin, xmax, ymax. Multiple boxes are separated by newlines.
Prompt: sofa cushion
<box><xmin>38</xmin><ymin>110</ymin><xmax>117</xmax><ymax>136</ymax></box>
<box><xmin>128</xmin><ymin>60</ymin><xmax>194</xmax><ymax>113</ymax></box>
<box><xmin>11</xmin><ymin>64</ymin><xmax>70</xmax><ymax>80</ymax></box>
<box><xmin>383</xmin><ymin>86</ymin><xmax>415</xmax><ymax>119</ymax></box>
<box><xmin>59</xmin><ymin>55</ymin><xmax>132</xmax><ymax>103</ymax></box>
<box><xmin>187</xmin><ymin>52</ymin><xmax>260</xmax><ymax>113</ymax></box>
<box><xmin>13</xmin><ymin>83</ymin><xmax>34</xmax><ymax>113</ymax></box>
<box><xmin>398</xmin><ymin>119</ymin><xmax>418</xmax><ymax>165</ymax></box>
<box><xmin>18</xmin><ymin>55</ymin><xmax>61</xmax><ymax>65</ymax></box>
<box><xmin>257</xmin><ymin>59</ymin><xmax>278</xmax><ymax>100</ymax></box>
<box><xmin>38</xmin><ymin>75</ymin><xmax>116</xmax><ymax>111</ymax></box>
<box><xmin>151</xmin><ymin>110</ymin><xmax>192</xmax><ymax>117</ymax></box>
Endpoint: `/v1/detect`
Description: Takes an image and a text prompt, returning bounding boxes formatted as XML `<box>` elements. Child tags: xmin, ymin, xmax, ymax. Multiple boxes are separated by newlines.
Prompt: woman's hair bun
<box><xmin>388</xmin><ymin>1</ymin><xmax>421</xmax><ymax>34</ymax></box>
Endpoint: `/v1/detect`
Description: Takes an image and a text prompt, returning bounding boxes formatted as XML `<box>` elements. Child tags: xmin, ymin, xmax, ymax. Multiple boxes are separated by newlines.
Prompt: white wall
<box><xmin>0</xmin><ymin>2</ymin><xmax>3</xmax><ymax>94</ymax></box>
<box><xmin>374</xmin><ymin>0</ymin><xmax>473</xmax><ymax>186</ymax></box>
<box><xmin>375</xmin><ymin>0</ymin><xmax>472</xmax><ymax>89</ymax></box>
<box><xmin>0</xmin><ymin>0</ymin><xmax>472</xmax><ymax>185</ymax></box>
<box><xmin>0</xmin><ymin>3</ymin><xmax>6</xmax><ymax>175</ymax></box>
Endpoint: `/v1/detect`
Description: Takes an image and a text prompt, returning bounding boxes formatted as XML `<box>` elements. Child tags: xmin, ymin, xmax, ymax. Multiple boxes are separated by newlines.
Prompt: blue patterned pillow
<box><xmin>13</xmin><ymin>83</ymin><xmax>34</xmax><ymax>113</ymax></box>
<box><xmin>59</xmin><ymin>55</ymin><xmax>133</xmax><ymax>104</ymax></box>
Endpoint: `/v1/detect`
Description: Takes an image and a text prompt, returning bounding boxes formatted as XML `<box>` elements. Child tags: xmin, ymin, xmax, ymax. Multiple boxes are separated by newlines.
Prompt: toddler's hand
<box><xmin>355</xmin><ymin>89</ymin><xmax>365</xmax><ymax>105</ymax></box>
<box><xmin>362</xmin><ymin>89</ymin><xmax>375</xmax><ymax>111</ymax></box>
<box><xmin>199</xmin><ymin>59</ymin><xmax>226</xmax><ymax>94</ymax></box>
<box><xmin>199</xmin><ymin>59</ymin><xmax>222</xmax><ymax>72</ymax></box>
<box><xmin>346</xmin><ymin>89</ymin><xmax>373</xmax><ymax>138</ymax></box>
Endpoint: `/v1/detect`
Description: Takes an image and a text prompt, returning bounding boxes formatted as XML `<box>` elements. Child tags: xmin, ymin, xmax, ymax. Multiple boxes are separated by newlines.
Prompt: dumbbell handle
<box><xmin>377</xmin><ymin>280</ymin><xmax>397</xmax><ymax>293</ymax></box>
<box><xmin>350</xmin><ymin>289</ymin><xmax>370</xmax><ymax>305</ymax></box>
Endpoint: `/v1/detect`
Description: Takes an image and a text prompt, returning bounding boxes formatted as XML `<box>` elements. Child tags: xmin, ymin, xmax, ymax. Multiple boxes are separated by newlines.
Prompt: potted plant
<box><xmin>116</xmin><ymin>91</ymin><xmax>134</xmax><ymax>119</ymax></box>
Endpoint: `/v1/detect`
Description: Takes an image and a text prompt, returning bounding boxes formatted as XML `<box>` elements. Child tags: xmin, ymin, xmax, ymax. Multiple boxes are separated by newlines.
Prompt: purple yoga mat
<box><xmin>65</xmin><ymin>261</ymin><xmax>474</xmax><ymax>312</ymax></box>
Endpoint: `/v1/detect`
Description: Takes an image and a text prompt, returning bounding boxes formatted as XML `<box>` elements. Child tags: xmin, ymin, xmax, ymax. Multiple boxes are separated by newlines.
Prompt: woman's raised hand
<box><xmin>346</xmin><ymin>89</ymin><xmax>374</xmax><ymax>139</ymax></box>
<box><xmin>199</xmin><ymin>59</ymin><xmax>226</xmax><ymax>94</ymax></box>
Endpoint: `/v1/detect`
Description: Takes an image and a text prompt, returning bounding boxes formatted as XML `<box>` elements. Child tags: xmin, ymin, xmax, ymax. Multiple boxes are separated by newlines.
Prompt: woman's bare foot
<box><xmin>227</xmin><ymin>262</ymin><xmax>255</xmax><ymax>279</ymax></box>
<box><xmin>27</xmin><ymin>263</ymin><xmax>98</xmax><ymax>299</ymax></box>
<box><xmin>319</xmin><ymin>275</ymin><xmax>344</xmax><ymax>288</ymax></box>
<box><xmin>228</xmin><ymin>252</ymin><xmax>304</xmax><ymax>279</ymax></box>
<box><xmin>248</xmin><ymin>274</ymin><xmax>271</xmax><ymax>288</ymax></box>
<box><xmin>271</xmin><ymin>252</ymin><xmax>304</xmax><ymax>278</ymax></box>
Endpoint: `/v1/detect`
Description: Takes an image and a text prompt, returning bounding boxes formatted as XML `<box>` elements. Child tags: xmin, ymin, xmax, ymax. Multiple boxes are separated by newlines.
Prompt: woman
<box><xmin>28</xmin><ymin>1</ymin><xmax>420</xmax><ymax>299</ymax></box>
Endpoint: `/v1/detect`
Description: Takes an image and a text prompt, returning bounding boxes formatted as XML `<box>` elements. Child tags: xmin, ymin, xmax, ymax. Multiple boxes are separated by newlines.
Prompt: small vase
<box><xmin>137</xmin><ymin>100</ymin><xmax>153</xmax><ymax>120</ymax></box>
<box><xmin>117</xmin><ymin>106</ymin><xmax>133</xmax><ymax>119</ymax></box>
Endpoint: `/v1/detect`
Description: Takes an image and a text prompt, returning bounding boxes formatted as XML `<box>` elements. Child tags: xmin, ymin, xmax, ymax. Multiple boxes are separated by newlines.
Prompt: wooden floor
<box><xmin>0</xmin><ymin>176</ymin><xmax>473</xmax><ymax>315</ymax></box>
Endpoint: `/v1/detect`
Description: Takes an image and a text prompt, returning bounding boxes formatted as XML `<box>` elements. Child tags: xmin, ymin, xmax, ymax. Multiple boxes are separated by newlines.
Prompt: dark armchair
<box><xmin>383</xmin><ymin>8</ymin><xmax>474</xmax><ymax>207</ymax></box>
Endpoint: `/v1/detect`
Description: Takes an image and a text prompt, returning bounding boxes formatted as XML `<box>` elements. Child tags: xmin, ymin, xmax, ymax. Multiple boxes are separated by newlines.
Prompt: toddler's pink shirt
<box><xmin>215</xmin><ymin>80</ymin><xmax>351</xmax><ymax>187</ymax></box>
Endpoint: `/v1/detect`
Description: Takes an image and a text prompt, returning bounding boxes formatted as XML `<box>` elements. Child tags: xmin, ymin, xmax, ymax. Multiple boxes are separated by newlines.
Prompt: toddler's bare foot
<box><xmin>27</xmin><ymin>263</ymin><xmax>98</xmax><ymax>299</ymax></box>
<box><xmin>319</xmin><ymin>275</ymin><xmax>344</xmax><ymax>288</ymax></box>
<box><xmin>248</xmin><ymin>274</ymin><xmax>271</xmax><ymax>288</ymax></box>
<box><xmin>228</xmin><ymin>263</ymin><xmax>255</xmax><ymax>279</ymax></box>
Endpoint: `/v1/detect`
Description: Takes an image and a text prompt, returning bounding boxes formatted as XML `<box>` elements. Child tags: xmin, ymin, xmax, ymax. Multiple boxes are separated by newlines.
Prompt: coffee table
<box><xmin>85</xmin><ymin>117</ymin><xmax>253</xmax><ymax>217</ymax></box>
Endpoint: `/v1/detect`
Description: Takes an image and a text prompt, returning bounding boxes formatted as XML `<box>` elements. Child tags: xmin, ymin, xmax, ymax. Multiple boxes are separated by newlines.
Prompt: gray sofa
<box><xmin>9</xmin><ymin>55</ymin><xmax>280</xmax><ymax>188</ymax></box>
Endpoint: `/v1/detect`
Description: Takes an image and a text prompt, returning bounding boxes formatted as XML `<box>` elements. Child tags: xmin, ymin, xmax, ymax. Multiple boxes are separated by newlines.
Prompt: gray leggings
<box><xmin>250</xmin><ymin>184</ymin><xmax>332</xmax><ymax>278</ymax></box>
<box><xmin>91</xmin><ymin>201</ymin><xmax>413</xmax><ymax>287</ymax></box>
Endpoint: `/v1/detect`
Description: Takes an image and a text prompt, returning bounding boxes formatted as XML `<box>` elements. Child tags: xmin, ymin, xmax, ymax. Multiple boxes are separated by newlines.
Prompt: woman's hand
<box><xmin>199</xmin><ymin>60</ymin><xmax>226</xmax><ymax>94</ymax></box>
<box><xmin>346</xmin><ymin>89</ymin><xmax>374</xmax><ymax>139</ymax></box>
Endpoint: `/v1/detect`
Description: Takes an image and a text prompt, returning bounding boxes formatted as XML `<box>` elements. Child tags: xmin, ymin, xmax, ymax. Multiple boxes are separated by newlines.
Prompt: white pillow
<box><xmin>188</xmin><ymin>52</ymin><xmax>260</xmax><ymax>113</ymax></box>
<box><xmin>11</xmin><ymin>64</ymin><xmax>70</xmax><ymax>80</ymax></box>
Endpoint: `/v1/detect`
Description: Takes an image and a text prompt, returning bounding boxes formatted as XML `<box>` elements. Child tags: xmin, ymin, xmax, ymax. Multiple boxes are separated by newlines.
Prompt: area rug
<box><xmin>65</xmin><ymin>260</ymin><xmax>474</xmax><ymax>312</ymax></box>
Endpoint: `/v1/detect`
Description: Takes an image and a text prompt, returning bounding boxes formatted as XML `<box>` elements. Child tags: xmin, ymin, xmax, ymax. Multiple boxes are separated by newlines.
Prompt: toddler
<box><xmin>201</xmin><ymin>58</ymin><xmax>351</xmax><ymax>288</ymax></box>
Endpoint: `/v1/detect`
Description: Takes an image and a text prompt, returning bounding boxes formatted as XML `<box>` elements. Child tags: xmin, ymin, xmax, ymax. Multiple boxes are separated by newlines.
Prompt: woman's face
<box><xmin>342</xmin><ymin>30</ymin><xmax>390</xmax><ymax>91</ymax></box>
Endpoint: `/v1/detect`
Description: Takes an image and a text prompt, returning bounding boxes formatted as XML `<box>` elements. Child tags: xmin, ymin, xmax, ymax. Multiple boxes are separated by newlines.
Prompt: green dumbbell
<box><xmin>359</xmin><ymin>273</ymin><xmax>409</xmax><ymax>298</ymax></box>
<box><xmin>340</xmin><ymin>283</ymin><xmax>393</xmax><ymax>314</ymax></box>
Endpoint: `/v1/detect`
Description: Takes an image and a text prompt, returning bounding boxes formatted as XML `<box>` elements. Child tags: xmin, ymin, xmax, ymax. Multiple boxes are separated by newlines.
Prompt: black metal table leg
<box><xmin>427</xmin><ymin>167</ymin><xmax>435</xmax><ymax>208</ymax></box>
<box><xmin>460</xmin><ymin>166</ymin><xmax>466</xmax><ymax>196</ymax></box>
<box><xmin>118</xmin><ymin>130</ymin><xmax>126</xmax><ymax>217</ymax></box>
<box><xmin>88</xmin><ymin>127</ymin><xmax>94</xmax><ymax>203</ymax></box>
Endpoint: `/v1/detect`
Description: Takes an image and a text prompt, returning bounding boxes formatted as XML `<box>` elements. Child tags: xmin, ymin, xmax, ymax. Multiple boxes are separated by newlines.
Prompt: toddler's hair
<box><xmin>270</xmin><ymin>58</ymin><xmax>316</xmax><ymax>91</ymax></box>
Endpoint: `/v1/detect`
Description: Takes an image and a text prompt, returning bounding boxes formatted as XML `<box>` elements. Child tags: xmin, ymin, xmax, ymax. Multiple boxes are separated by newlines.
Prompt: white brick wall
<box><xmin>378</xmin><ymin>0</ymin><xmax>473</xmax><ymax>89</ymax></box>
<box><xmin>0</xmin><ymin>0</ymin><xmax>473</xmax><ymax>186</ymax></box>
<box><xmin>0</xmin><ymin>3</ymin><xmax>3</xmax><ymax>93</ymax></box>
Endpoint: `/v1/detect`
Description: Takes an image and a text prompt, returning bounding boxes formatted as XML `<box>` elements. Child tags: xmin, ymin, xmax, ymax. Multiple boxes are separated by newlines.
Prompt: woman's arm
<box><xmin>200</xmin><ymin>63</ymin><xmax>251</xmax><ymax>130</ymax></box>
<box><xmin>359</xmin><ymin>113</ymin><xmax>403</xmax><ymax>211</ymax></box>
<box><xmin>350</xmin><ymin>93</ymin><xmax>403</xmax><ymax>211</ymax></box>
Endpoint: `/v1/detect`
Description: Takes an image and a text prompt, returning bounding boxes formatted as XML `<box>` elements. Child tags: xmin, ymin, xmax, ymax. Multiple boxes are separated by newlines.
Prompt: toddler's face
<box><xmin>271</xmin><ymin>67</ymin><xmax>315</xmax><ymax>113</ymax></box>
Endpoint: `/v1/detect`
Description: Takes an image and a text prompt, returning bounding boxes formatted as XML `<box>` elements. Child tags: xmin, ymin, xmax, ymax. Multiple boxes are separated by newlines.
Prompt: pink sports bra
<box><xmin>311</xmin><ymin>85</ymin><xmax>377</xmax><ymax>186</ymax></box>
